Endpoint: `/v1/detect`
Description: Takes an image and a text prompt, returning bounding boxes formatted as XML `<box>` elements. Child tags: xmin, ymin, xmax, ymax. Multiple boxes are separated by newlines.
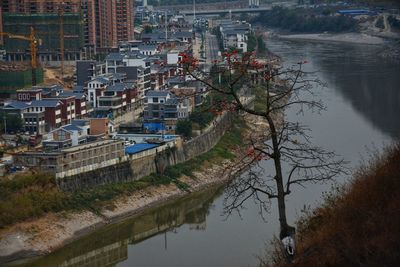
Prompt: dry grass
<box><xmin>263</xmin><ymin>144</ymin><xmax>400</xmax><ymax>266</ymax></box>
<box><xmin>290</xmin><ymin>144</ymin><xmax>400</xmax><ymax>266</ymax></box>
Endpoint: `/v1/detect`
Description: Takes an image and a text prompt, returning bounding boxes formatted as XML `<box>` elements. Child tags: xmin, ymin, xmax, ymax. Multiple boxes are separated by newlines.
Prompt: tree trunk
<box><xmin>266</xmin><ymin>114</ymin><xmax>294</xmax><ymax>239</ymax></box>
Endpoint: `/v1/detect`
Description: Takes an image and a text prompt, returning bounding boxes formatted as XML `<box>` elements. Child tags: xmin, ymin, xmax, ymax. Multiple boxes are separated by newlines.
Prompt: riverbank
<box><xmin>263</xmin><ymin>144</ymin><xmax>400</xmax><ymax>266</ymax></box>
<box><xmin>275</xmin><ymin>32</ymin><xmax>400</xmax><ymax>60</ymax></box>
<box><xmin>278</xmin><ymin>32</ymin><xmax>387</xmax><ymax>45</ymax></box>
<box><xmin>0</xmin><ymin>113</ymin><xmax>270</xmax><ymax>265</ymax></box>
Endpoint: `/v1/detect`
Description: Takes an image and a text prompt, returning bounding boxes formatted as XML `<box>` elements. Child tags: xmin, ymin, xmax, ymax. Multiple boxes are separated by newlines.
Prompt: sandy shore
<box><xmin>0</xmin><ymin>114</ymin><xmax>269</xmax><ymax>265</ymax></box>
<box><xmin>278</xmin><ymin>32</ymin><xmax>387</xmax><ymax>45</ymax></box>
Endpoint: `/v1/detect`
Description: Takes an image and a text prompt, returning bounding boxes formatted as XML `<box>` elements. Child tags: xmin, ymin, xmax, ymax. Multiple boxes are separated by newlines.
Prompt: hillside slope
<box><xmin>292</xmin><ymin>144</ymin><xmax>400</xmax><ymax>266</ymax></box>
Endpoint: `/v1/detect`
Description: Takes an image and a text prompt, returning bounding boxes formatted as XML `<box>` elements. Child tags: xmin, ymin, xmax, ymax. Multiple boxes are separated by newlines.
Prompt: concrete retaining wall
<box><xmin>57</xmin><ymin>112</ymin><xmax>234</xmax><ymax>191</ymax></box>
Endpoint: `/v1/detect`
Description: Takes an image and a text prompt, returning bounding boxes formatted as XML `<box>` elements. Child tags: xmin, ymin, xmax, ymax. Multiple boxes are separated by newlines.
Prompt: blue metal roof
<box><xmin>146</xmin><ymin>90</ymin><xmax>169</xmax><ymax>97</ymax></box>
<box><xmin>106</xmin><ymin>53</ymin><xmax>125</xmax><ymax>61</ymax></box>
<box><xmin>143</xmin><ymin>122</ymin><xmax>166</xmax><ymax>132</ymax></box>
<box><xmin>125</xmin><ymin>143</ymin><xmax>160</xmax><ymax>154</ymax></box>
<box><xmin>59</xmin><ymin>92</ymin><xmax>86</xmax><ymax>99</ymax></box>
<box><xmin>107</xmin><ymin>84</ymin><xmax>126</xmax><ymax>92</ymax></box>
<box><xmin>5</xmin><ymin>101</ymin><xmax>29</xmax><ymax>110</ymax></box>
<box><xmin>337</xmin><ymin>9</ymin><xmax>373</xmax><ymax>15</ymax></box>
<box><xmin>62</xmin><ymin>124</ymin><xmax>83</xmax><ymax>131</ymax></box>
<box><xmin>30</xmin><ymin>100</ymin><xmax>60</xmax><ymax>108</ymax></box>
<box><xmin>72</xmin><ymin>119</ymin><xmax>89</xmax><ymax>126</ymax></box>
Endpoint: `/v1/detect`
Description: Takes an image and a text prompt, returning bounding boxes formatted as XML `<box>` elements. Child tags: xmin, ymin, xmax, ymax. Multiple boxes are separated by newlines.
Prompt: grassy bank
<box><xmin>0</xmin><ymin>117</ymin><xmax>246</xmax><ymax>229</ymax></box>
<box><xmin>253</xmin><ymin>7</ymin><xmax>357</xmax><ymax>33</ymax></box>
<box><xmin>266</xmin><ymin>144</ymin><xmax>400</xmax><ymax>266</ymax></box>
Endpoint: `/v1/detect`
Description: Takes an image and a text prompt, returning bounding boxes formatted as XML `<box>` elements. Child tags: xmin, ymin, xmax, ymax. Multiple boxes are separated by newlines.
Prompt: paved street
<box><xmin>204</xmin><ymin>32</ymin><xmax>220</xmax><ymax>72</ymax></box>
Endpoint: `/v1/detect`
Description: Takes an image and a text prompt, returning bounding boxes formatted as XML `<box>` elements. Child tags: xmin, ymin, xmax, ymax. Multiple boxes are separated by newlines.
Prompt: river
<box><xmin>13</xmin><ymin>39</ymin><xmax>399</xmax><ymax>267</ymax></box>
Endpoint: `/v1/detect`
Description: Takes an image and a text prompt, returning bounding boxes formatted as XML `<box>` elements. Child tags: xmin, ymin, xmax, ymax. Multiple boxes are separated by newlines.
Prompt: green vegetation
<box><xmin>248</xmin><ymin>32</ymin><xmax>267</xmax><ymax>56</ymax></box>
<box><xmin>247</xmin><ymin>31</ymin><xmax>257</xmax><ymax>53</ymax></box>
<box><xmin>0</xmin><ymin>118</ymin><xmax>246</xmax><ymax>228</ymax></box>
<box><xmin>0</xmin><ymin>173</ymin><xmax>65</xmax><ymax>228</ymax></box>
<box><xmin>257</xmin><ymin>35</ymin><xmax>267</xmax><ymax>56</ymax></box>
<box><xmin>189</xmin><ymin>96</ymin><xmax>215</xmax><ymax>129</ymax></box>
<box><xmin>264</xmin><ymin>144</ymin><xmax>400</xmax><ymax>266</ymax></box>
<box><xmin>254</xmin><ymin>86</ymin><xmax>268</xmax><ymax>113</ymax></box>
<box><xmin>376</xmin><ymin>16</ymin><xmax>385</xmax><ymax>29</ymax></box>
<box><xmin>388</xmin><ymin>15</ymin><xmax>400</xmax><ymax>31</ymax></box>
<box><xmin>254</xmin><ymin>7</ymin><xmax>357</xmax><ymax>33</ymax></box>
<box><xmin>176</xmin><ymin>119</ymin><xmax>193</xmax><ymax>138</ymax></box>
<box><xmin>0</xmin><ymin>112</ymin><xmax>23</xmax><ymax>133</ymax></box>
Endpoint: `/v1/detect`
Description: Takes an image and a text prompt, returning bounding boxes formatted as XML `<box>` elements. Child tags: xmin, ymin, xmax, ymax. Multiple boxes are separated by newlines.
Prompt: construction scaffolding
<box><xmin>2</xmin><ymin>12</ymin><xmax>84</xmax><ymax>62</ymax></box>
<box><xmin>0</xmin><ymin>62</ymin><xmax>43</xmax><ymax>95</ymax></box>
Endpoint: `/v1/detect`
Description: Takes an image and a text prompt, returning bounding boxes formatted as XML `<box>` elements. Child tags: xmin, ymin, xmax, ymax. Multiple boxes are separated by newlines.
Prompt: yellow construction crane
<box><xmin>0</xmin><ymin>27</ymin><xmax>40</xmax><ymax>85</ymax></box>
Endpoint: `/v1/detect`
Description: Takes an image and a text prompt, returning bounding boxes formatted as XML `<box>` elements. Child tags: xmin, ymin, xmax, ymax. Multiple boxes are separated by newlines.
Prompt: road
<box><xmin>204</xmin><ymin>32</ymin><xmax>220</xmax><ymax>72</ymax></box>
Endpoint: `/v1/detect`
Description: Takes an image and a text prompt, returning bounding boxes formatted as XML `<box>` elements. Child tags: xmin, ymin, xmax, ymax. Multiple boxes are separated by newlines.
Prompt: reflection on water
<box><xmin>12</xmin><ymin>188</ymin><xmax>220</xmax><ymax>267</ymax></box>
<box><xmin>269</xmin><ymin>40</ymin><xmax>400</xmax><ymax>139</ymax></box>
<box><xmin>10</xmin><ymin>40</ymin><xmax>399</xmax><ymax>267</ymax></box>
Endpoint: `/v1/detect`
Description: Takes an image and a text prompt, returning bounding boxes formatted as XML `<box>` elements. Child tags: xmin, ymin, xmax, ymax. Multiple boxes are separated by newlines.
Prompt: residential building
<box><xmin>89</xmin><ymin>118</ymin><xmax>114</xmax><ymax>136</ymax></box>
<box><xmin>1</xmin><ymin>100</ymin><xmax>58</xmax><ymax>134</ymax></box>
<box><xmin>138</xmin><ymin>44</ymin><xmax>159</xmax><ymax>56</ymax></box>
<box><xmin>105</xmin><ymin>53</ymin><xmax>126</xmax><ymax>74</ymax></box>
<box><xmin>143</xmin><ymin>90</ymin><xmax>192</xmax><ymax>124</ymax></box>
<box><xmin>219</xmin><ymin>20</ymin><xmax>251</xmax><ymax>52</ymax></box>
<box><xmin>43</xmin><ymin>123</ymin><xmax>90</xmax><ymax>151</ymax></box>
<box><xmin>40</xmin><ymin>85</ymin><xmax>64</xmax><ymax>98</ymax></box>
<box><xmin>46</xmin><ymin>95</ymin><xmax>76</xmax><ymax>125</ymax></box>
<box><xmin>16</xmin><ymin>88</ymin><xmax>43</xmax><ymax>102</ymax></box>
<box><xmin>87</xmin><ymin>75</ymin><xmax>119</xmax><ymax>108</ymax></box>
<box><xmin>76</xmin><ymin>60</ymin><xmax>106</xmax><ymax>86</ymax></box>
<box><xmin>144</xmin><ymin>90</ymin><xmax>173</xmax><ymax>121</ymax></box>
<box><xmin>97</xmin><ymin>84</ymin><xmax>128</xmax><ymax>113</ymax></box>
<box><xmin>105</xmin><ymin>52</ymin><xmax>151</xmax><ymax>98</ymax></box>
<box><xmin>58</xmin><ymin>92</ymin><xmax>88</xmax><ymax>119</ymax></box>
<box><xmin>14</xmin><ymin>139</ymin><xmax>125</xmax><ymax>173</ymax></box>
<box><xmin>29</xmin><ymin>100</ymin><xmax>62</xmax><ymax>130</ymax></box>
<box><xmin>84</xmin><ymin>0</ymin><xmax>135</xmax><ymax>49</ymax></box>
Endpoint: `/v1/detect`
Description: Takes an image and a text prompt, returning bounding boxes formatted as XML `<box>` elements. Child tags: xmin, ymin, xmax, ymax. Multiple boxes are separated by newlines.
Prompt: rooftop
<box><xmin>125</xmin><ymin>143</ymin><xmax>160</xmax><ymax>155</ymax></box>
<box><xmin>4</xmin><ymin>101</ymin><xmax>30</xmax><ymax>110</ymax></box>
<box><xmin>30</xmin><ymin>100</ymin><xmax>61</xmax><ymax>108</ymax></box>
<box><xmin>106</xmin><ymin>84</ymin><xmax>127</xmax><ymax>92</ymax></box>
<box><xmin>61</xmin><ymin>140</ymin><xmax>123</xmax><ymax>153</ymax></box>
<box><xmin>146</xmin><ymin>90</ymin><xmax>169</xmax><ymax>97</ymax></box>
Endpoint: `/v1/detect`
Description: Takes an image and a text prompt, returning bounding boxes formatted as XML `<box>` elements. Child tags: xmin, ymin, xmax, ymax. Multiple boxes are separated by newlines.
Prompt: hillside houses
<box><xmin>218</xmin><ymin>20</ymin><xmax>252</xmax><ymax>52</ymax></box>
<box><xmin>143</xmin><ymin>90</ymin><xmax>194</xmax><ymax>131</ymax></box>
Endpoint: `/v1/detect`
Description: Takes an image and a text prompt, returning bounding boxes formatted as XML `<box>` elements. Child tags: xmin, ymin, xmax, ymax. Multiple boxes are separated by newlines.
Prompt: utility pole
<box><xmin>3</xmin><ymin>114</ymin><xmax>6</xmax><ymax>135</ymax></box>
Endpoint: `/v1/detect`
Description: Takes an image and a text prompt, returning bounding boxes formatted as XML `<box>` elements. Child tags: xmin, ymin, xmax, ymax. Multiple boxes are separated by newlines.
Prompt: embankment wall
<box><xmin>57</xmin><ymin>113</ymin><xmax>233</xmax><ymax>191</ymax></box>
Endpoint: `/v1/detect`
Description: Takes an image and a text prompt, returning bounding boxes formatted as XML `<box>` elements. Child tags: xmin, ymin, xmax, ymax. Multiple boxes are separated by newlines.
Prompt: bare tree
<box><xmin>179</xmin><ymin>50</ymin><xmax>346</xmax><ymax>256</ymax></box>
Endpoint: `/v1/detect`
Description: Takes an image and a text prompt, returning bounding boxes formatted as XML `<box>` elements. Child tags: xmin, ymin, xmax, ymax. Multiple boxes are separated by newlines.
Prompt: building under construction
<box><xmin>2</xmin><ymin>12</ymin><xmax>84</xmax><ymax>63</ymax></box>
<box><xmin>0</xmin><ymin>61</ymin><xmax>43</xmax><ymax>98</ymax></box>
<box><xmin>1</xmin><ymin>0</ymin><xmax>136</xmax><ymax>61</ymax></box>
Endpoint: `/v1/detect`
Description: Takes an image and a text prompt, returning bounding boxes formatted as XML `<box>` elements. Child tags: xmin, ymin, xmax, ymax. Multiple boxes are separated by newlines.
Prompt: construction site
<box><xmin>0</xmin><ymin>1</ymin><xmax>84</xmax><ymax>93</ymax></box>
<box><xmin>2</xmin><ymin>12</ymin><xmax>84</xmax><ymax>63</ymax></box>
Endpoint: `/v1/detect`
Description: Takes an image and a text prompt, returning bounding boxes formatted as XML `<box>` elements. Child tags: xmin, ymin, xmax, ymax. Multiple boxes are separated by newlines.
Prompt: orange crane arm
<box><xmin>0</xmin><ymin>32</ymin><xmax>31</xmax><ymax>41</ymax></box>
<box><xmin>0</xmin><ymin>27</ymin><xmax>38</xmax><ymax>69</ymax></box>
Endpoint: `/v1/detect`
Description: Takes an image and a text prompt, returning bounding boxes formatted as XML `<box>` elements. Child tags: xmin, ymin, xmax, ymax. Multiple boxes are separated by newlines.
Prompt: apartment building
<box><xmin>84</xmin><ymin>0</ymin><xmax>135</xmax><ymax>49</ymax></box>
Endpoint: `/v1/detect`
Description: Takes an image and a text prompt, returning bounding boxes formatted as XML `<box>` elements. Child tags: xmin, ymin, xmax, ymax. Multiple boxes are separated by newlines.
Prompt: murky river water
<box><xmin>13</xmin><ymin>39</ymin><xmax>399</xmax><ymax>267</ymax></box>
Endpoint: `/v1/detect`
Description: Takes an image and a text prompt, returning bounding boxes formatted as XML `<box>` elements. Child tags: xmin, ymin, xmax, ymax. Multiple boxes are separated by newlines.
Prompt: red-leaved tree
<box><xmin>179</xmin><ymin>49</ymin><xmax>346</xmax><ymax>257</ymax></box>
